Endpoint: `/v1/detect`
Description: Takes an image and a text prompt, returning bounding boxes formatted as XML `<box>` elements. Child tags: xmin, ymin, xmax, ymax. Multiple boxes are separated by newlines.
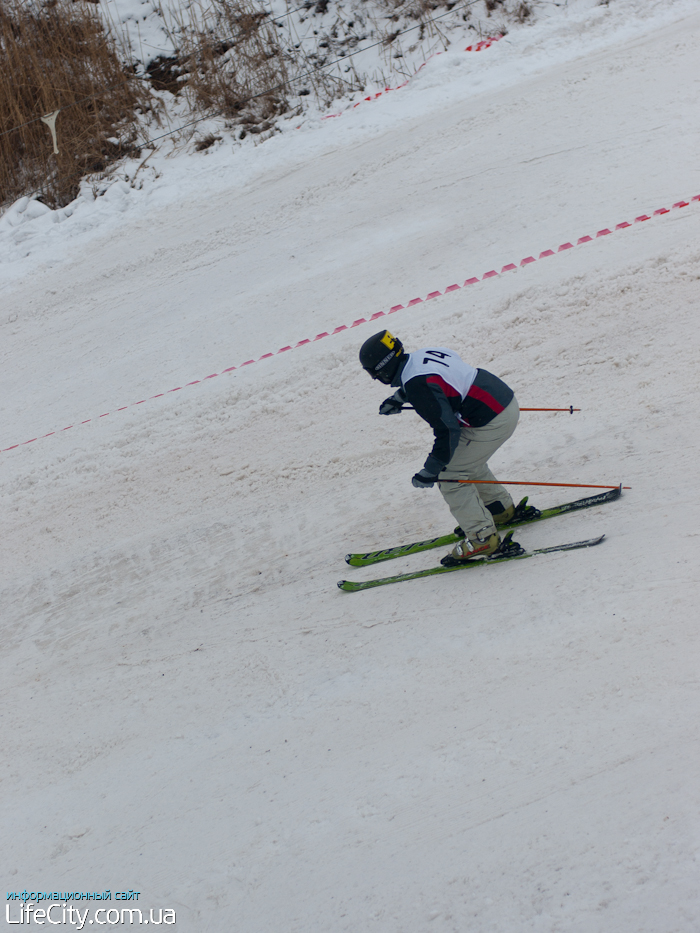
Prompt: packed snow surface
<box><xmin>2</xmin><ymin>0</ymin><xmax>700</xmax><ymax>930</ymax></box>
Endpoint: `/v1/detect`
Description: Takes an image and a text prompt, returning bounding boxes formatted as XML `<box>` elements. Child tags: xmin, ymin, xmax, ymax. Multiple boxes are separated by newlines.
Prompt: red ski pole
<box><xmin>520</xmin><ymin>406</ymin><xmax>580</xmax><ymax>413</ymax></box>
<box><xmin>401</xmin><ymin>405</ymin><xmax>580</xmax><ymax>413</ymax></box>
<box><xmin>437</xmin><ymin>480</ymin><xmax>630</xmax><ymax>490</ymax></box>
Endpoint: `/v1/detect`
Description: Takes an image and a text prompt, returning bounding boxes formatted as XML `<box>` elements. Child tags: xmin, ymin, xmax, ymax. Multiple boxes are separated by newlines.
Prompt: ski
<box><xmin>345</xmin><ymin>485</ymin><xmax>621</xmax><ymax>567</ymax></box>
<box><xmin>338</xmin><ymin>535</ymin><xmax>605</xmax><ymax>592</ymax></box>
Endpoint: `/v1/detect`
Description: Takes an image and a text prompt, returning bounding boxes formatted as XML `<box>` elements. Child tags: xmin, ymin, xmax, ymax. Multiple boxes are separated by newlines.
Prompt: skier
<box><xmin>359</xmin><ymin>330</ymin><xmax>536</xmax><ymax>565</ymax></box>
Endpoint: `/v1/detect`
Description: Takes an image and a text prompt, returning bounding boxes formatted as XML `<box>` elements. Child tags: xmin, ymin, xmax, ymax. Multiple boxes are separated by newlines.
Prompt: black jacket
<box><xmin>395</xmin><ymin>364</ymin><xmax>514</xmax><ymax>473</ymax></box>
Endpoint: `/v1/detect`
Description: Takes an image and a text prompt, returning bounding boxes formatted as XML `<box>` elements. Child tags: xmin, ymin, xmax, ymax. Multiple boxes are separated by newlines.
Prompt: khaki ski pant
<box><xmin>437</xmin><ymin>397</ymin><xmax>520</xmax><ymax>539</ymax></box>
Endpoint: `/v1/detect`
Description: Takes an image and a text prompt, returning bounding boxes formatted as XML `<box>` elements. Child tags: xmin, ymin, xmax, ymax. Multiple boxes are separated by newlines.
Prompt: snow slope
<box><xmin>2</xmin><ymin>1</ymin><xmax>700</xmax><ymax>930</ymax></box>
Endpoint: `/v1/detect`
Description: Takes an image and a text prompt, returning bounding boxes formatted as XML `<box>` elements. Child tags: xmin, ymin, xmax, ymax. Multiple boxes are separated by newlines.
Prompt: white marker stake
<box><xmin>40</xmin><ymin>110</ymin><xmax>60</xmax><ymax>154</ymax></box>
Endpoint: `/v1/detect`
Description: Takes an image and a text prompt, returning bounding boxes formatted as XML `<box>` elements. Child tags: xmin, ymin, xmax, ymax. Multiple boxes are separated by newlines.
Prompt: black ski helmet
<box><xmin>359</xmin><ymin>330</ymin><xmax>405</xmax><ymax>384</ymax></box>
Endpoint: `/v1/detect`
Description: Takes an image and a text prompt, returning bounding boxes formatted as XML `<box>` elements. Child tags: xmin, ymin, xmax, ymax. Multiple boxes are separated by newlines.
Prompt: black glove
<box><xmin>412</xmin><ymin>469</ymin><xmax>439</xmax><ymax>489</ymax></box>
<box><xmin>379</xmin><ymin>395</ymin><xmax>404</xmax><ymax>416</ymax></box>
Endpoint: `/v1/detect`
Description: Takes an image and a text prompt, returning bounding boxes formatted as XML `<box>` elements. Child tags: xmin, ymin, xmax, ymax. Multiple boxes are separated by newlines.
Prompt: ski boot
<box><xmin>486</xmin><ymin>499</ymin><xmax>516</xmax><ymax>525</ymax></box>
<box><xmin>441</xmin><ymin>531</ymin><xmax>524</xmax><ymax>567</ymax></box>
<box><xmin>453</xmin><ymin>497</ymin><xmax>541</xmax><ymax>537</ymax></box>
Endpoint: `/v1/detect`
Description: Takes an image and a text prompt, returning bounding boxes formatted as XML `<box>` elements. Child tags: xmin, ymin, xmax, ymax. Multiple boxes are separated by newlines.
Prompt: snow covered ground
<box><xmin>2</xmin><ymin>0</ymin><xmax>700</xmax><ymax>929</ymax></box>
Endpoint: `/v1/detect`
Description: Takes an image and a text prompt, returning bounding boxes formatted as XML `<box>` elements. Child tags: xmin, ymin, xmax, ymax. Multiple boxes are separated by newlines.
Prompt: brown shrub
<box><xmin>169</xmin><ymin>0</ymin><xmax>351</xmax><ymax>133</ymax></box>
<box><xmin>177</xmin><ymin>0</ymin><xmax>290</xmax><ymax>126</ymax></box>
<box><xmin>0</xmin><ymin>0</ymin><xmax>148</xmax><ymax>209</ymax></box>
<box><xmin>512</xmin><ymin>2</ymin><xmax>533</xmax><ymax>22</ymax></box>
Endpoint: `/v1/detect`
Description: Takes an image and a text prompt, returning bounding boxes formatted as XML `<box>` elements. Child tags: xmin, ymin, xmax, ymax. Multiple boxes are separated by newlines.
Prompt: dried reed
<box><xmin>0</xmin><ymin>0</ymin><xmax>148</xmax><ymax>209</ymax></box>
<box><xmin>167</xmin><ymin>0</ymin><xmax>353</xmax><ymax>137</ymax></box>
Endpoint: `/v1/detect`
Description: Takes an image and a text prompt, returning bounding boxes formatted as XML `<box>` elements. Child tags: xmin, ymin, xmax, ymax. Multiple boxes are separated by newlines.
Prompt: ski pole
<box><xmin>521</xmin><ymin>407</ymin><xmax>580</xmax><ymax>413</ymax></box>
<box><xmin>400</xmin><ymin>405</ymin><xmax>580</xmax><ymax>413</ymax></box>
<box><xmin>436</xmin><ymin>480</ymin><xmax>630</xmax><ymax>490</ymax></box>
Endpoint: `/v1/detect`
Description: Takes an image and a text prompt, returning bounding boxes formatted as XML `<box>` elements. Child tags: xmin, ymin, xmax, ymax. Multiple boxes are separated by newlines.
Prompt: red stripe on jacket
<box><xmin>426</xmin><ymin>374</ymin><xmax>460</xmax><ymax>397</ymax></box>
<box><xmin>467</xmin><ymin>384</ymin><xmax>505</xmax><ymax>413</ymax></box>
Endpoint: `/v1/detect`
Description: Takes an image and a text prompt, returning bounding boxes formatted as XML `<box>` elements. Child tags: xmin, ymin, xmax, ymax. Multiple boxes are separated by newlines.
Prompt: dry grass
<box><xmin>0</xmin><ymin>0</ymin><xmax>148</xmax><ymax>209</ymax></box>
<box><xmin>0</xmin><ymin>0</ymin><xmax>541</xmax><ymax>207</ymax></box>
<box><xmin>176</xmin><ymin>0</ymin><xmax>292</xmax><ymax>130</ymax></box>
<box><xmin>513</xmin><ymin>2</ymin><xmax>533</xmax><ymax>22</ymax></box>
<box><xmin>166</xmin><ymin>0</ymin><xmax>354</xmax><ymax>137</ymax></box>
<box><xmin>381</xmin><ymin>0</ymin><xmax>456</xmax><ymax>20</ymax></box>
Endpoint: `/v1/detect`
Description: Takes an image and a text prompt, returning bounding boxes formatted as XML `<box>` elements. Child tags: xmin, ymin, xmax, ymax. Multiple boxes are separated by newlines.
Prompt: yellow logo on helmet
<box><xmin>380</xmin><ymin>331</ymin><xmax>396</xmax><ymax>350</ymax></box>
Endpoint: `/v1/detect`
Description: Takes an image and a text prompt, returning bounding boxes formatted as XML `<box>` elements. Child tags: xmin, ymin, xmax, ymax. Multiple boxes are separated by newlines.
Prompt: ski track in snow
<box><xmin>2</xmin><ymin>1</ymin><xmax>700</xmax><ymax>931</ymax></box>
